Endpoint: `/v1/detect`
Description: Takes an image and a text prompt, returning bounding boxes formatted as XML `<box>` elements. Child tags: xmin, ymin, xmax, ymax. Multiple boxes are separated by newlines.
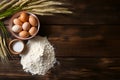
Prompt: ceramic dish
<box><xmin>9</xmin><ymin>11</ymin><xmax>40</xmax><ymax>40</ymax></box>
<box><xmin>9</xmin><ymin>39</ymin><xmax>25</xmax><ymax>54</ymax></box>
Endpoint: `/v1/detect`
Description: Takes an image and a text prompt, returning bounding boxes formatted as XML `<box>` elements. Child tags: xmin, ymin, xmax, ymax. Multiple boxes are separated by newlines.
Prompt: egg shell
<box><xmin>29</xmin><ymin>15</ymin><xmax>37</xmax><ymax>26</ymax></box>
<box><xmin>19</xmin><ymin>31</ymin><xmax>29</xmax><ymax>38</ymax></box>
<box><xmin>12</xmin><ymin>25</ymin><xmax>22</xmax><ymax>33</ymax></box>
<box><xmin>22</xmin><ymin>22</ymin><xmax>31</xmax><ymax>31</ymax></box>
<box><xmin>13</xmin><ymin>18</ymin><xmax>22</xmax><ymax>26</ymax></box>
<box><xmin>19</xmin><ymin>12</ymin><xmax>29</xmax><ymax>22</ymax></box>
<box><xmin>29</xmin><ymin>27</ymin><xmax>37</xmax><ymax>36</ymax></box>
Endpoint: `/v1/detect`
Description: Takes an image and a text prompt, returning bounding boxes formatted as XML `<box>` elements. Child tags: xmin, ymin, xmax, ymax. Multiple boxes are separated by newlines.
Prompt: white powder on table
<box><xmin>20</xmin><ymin>36</ymin><xmax>56</xmax><ymax>75</ymax></box>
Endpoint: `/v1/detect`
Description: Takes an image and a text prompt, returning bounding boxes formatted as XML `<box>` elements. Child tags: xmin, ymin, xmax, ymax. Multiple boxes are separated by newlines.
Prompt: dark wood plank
<box><xmin>39</xmin><ymin>0</ymin><xmax>120</xmax><ymax>25</ymax></box>
<box><xmin>1</xmin><ymin>0</ymin><xmax>120</xmax><ymax>25</ymax></box>
<box><xmin>38</xmin><ymin>25</ymin><xmax>120</xmax><ymax>57</ymax></box>
<box><xmin>0</xmin><ymin>58</ymin><xmax>120</xmax><ymax>80</ymax></box>
<box><xmin>0</xmin><ymin>0</ymin><xmax>120</xmax><ymax>80</ymax></box>
<box><xmin>4</xmin><ymin>24</ymin><xmax>120</xmax><ymax>57</ymax></box>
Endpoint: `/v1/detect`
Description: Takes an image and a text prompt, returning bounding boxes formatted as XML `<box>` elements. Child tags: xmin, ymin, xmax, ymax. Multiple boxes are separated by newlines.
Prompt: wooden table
<box><xmin>0</xmin><ymin>0</ymin><xmax>120</xmax><ymax>80</ymax></box>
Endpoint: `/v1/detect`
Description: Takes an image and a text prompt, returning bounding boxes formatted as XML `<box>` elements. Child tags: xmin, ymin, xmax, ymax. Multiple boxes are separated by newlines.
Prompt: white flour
<box><xmin>20</xmin><ymin>36</ymin><xmax>56</xmax><ymax>75</ymax></box>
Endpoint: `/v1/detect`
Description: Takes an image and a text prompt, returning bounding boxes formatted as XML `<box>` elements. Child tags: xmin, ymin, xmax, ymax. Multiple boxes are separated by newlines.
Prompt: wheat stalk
<box><xmin>0</xmin><ymin>0</ymin><xmax>72</xmax><ymax>62</ymax></box>
<box><xmin>0</xmin><ymin>0</ymin><xmax>17</xmax><ymax>12</ymax></box>
<box><xmin>0</xmin><ymin>0</ymin><xmax>72</xmax><ymax>20</ymax></box>
<box><xmin>27</xmin><ymin>0</ymin><xmax>47</xmax><ymax>6</ymax></box>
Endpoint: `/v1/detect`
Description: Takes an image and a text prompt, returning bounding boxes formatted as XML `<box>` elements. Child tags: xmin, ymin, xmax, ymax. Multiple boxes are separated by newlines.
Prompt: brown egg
<box><xmin>12</xmin><ymin>25</ymin><xmax>22</xmax><ymax>33</ymax></box>
<box><xmin>29</xmin><ymin>15</ymin><xmax>37</xmax><ymax>26</ymax></box>
<box><xmin>22</xmin><ymin>22</ymin><xmax>31</xmax><ymax>31</ymax></box>
<box><xmin>19</xmin><ymin>12</ymin><xmax>29</xmax><ymax>22</ymax></box>
<box><xmin>29</xmin><ymin>27</ymin><xmax>37</xmax><ymax>36</ymax></box>
<box><xmin>13</xmin><ymin>18</ymin><xmax>22</xmax><ymax>26</ymax></box>
<box><xmin>19</xmin><ymin>31</ymin><xmax>29</xmax><ymax>38</ymax></box>
<box><xmin>18</xmin><ymin>16</ymin><xmax>21</xmax><ymax>21</ymax></box>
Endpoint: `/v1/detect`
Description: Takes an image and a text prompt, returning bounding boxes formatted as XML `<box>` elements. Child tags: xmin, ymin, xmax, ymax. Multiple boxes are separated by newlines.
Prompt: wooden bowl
<box><xmin>9</xmin><ymin>39</ymin><xmax>25</xmax><ymax>54</ymax></box>
<box><xmin>9</xmin><ymin>11</ymin><xmax>40</xmax><ymax>40</ymax></box>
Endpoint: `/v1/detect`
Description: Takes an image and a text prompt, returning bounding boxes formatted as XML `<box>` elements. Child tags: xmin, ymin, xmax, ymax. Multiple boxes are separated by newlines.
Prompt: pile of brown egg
<box><xmin>12</xmin><ymin>12</ymin><xmax>38</xmax><ymax>38</ymax></box>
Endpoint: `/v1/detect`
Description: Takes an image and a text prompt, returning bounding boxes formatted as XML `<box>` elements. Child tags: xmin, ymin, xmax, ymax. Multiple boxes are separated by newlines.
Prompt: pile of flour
<box><xmin>20</xmin><ymin>36</ymin><xmax>56</xmax><ymax>75</ymax></box>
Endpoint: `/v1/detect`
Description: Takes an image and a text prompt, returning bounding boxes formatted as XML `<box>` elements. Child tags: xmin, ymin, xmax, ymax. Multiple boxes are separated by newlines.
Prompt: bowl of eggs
<box><xmin>9</xmin><ymin>11</ymin><xmax>40</xmax><ymax>40</ymax></box>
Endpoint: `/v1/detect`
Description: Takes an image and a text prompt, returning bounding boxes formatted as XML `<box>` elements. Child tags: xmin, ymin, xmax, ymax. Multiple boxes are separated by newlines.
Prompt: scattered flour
<box><xmin>20</xmin><ymin>36</ymin><xmax>56</xmax><ymax>75</ymax></box>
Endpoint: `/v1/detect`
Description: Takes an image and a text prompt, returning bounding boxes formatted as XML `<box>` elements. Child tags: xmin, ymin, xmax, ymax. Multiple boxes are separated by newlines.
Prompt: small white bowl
<box><xmin>9</xmin><ymin>39</ymin><xmax>25</xmax><ymax>54</ymax></box>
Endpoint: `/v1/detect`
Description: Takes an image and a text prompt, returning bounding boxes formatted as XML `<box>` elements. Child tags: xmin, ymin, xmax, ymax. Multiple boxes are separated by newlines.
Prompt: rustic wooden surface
<box><xmin>0</xmin><ymin>0</ymin><xmax>120</xmax><ymax>80</ymax></box>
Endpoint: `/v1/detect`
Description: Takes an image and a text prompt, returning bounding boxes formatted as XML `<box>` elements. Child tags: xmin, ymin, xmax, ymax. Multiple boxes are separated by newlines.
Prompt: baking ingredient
<box><xmin>12</xmin><ymin>25</ymin><xmax>22</xmax><ymax>33</ymax></box>
<box><xmin>0</xmin><ymin>5</ymin><xmax>21</xmax><ymax>20</ymax></box>
<box><xmin>0</xmin><ymin>21</ymin><xmax>11</xmax><ymax>62</ymax></box>
<box><xmin>29</xmin><ymin>15</ymin><xmax>37</xmax><ymax>26</ymax></box>
<box><xmin>19</xmin><ymin>12</ymin><xmax>29</xmax><ymax>22</ymax></box>
<box><xmin>12</xmin><ymin>40</ymin><xmax>24</xmax><ymax>53</ymax></box>
<box><xmin>22</xmin><ymin>22</ymin><xmax>30</xmax><ymax>31</ymax></box>
<box><xmin>11</xmin><ymin>12</ymin><xmax>39</xmax><ymax>38</ymax></box>
<box><xmin>0</xmin><ymin>0</ymin><xmax>72</xmax><ymax>63</ymax></box>
<box><xmin>13</xmin><ymin>18</ymin><xmax>22</xmax><ymax>26</ymax></box>
<box><xmin>29</xmin><ymin>27</ymin><xmax>37</xmax><ymax>36</ymax></box>
<box><xmin>19</xmin><ymin>31</ymin><xmax>29</xmax><ymax>38</ymax></box>
<box><xmin>0</xmin><ymin>0</ymin><xmax>72</xmax><ymax>20</ymax></box>
<box><xmin>0</xmin><ymin>0</ymin><xmax>17</xmax><ymax>12</ymax></box>
<box><xmin>20</xmin><ymin>36</ymin><xmax>56</xmax><ymax>75</ymax></box>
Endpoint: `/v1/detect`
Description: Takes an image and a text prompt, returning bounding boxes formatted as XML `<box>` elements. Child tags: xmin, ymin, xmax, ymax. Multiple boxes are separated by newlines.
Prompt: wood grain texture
<box><xmin>39</xmin><ymin>25</ymin><xmax>120</xmax><ymax>57</ymax></box>
<box><xmin>0</xmin><ymin>0</ymin><xmax>120</xmax><ymax>80</ymax></box>
<box><xmin>39</xmin><ymin>0</ymin><xmax>120</xmax><ymax>25</ymax></box>
<box><xmin>0</xmin><ymin>58</ymin><xmax>120</xmax><ymax>80</ymax></box>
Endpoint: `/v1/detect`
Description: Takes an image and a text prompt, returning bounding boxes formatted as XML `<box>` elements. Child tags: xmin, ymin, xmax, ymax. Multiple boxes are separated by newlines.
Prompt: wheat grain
<box><xmin>0</xmin><ymin>16</ymin><xmax>5</xmax><ymax>20</ymax></box>
<box><xmin>20</xmin><ymin>0</ymin><xmax>30</xmax><ymax>7</ymax></box>
<box><xmin>27</xmin><ymin>0</ymin><xmax>47</xmax><ymax>6</ymax></box>
<box><xmin>30</xmin><ymin>7</ymin><xmax>72</xmax><ymax>14</ymax></box>
<box><xmin>11</xmin><ymin>0</ymin><xmax>23</xmax><ymax>8</ymax></box>
<box><xmin>0</xmin><ymin>21</ymin><xmax>10</xmax><ymax>62</ymax></box>
<box><xmin>0</xmin><ymin>0</ymin><xmax>8</xmax><ymax>7</ymax></box>
<box><xmin>0</xmin><ymin>0</ymin><xmax>17</xmax><ymax>12</ymax></box>
<box><xmin>23</xmin><ymin>1</ymin><xmax>63</xmax><ymax>10</ymax></box>
<box><xmin>29</xmin><ymin>11</ymin><xmax>53</xmax><ymax>16</ymax></box>
<box><xmin>40</xmin><ymin>1</ymin><xmax>64</xmax><ymax>6</ymax></box>
<box><xmin>0</xmin><ymin>37</ymin><xmax>6</xmax><ymax>57</ymax></box>
<box><xmin>0</xmin><ymin>45</ymin><xmax>5</xmax><ymax>63</ymax></box>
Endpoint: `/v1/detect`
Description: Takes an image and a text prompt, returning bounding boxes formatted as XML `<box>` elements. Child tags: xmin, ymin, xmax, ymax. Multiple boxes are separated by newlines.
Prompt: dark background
<box><xmin>0</xmin><ymin>0</ymin><xmax>120</xmax><ymax>80</ymax></box>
